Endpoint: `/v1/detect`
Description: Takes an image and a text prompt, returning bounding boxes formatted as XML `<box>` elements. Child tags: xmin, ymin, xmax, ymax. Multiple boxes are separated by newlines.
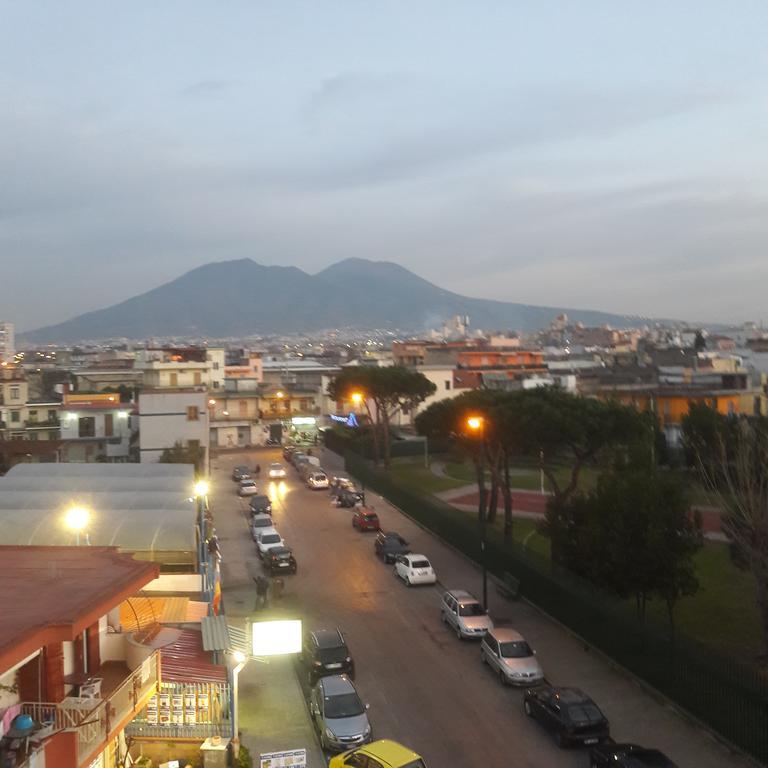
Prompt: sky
<box><xmin>1</xmin><ymin>1</ymin><xmax>767</xmax><ymax>330</ymax></box>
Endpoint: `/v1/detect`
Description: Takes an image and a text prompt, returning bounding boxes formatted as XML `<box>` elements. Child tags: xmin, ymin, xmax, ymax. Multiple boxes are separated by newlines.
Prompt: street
<box><xmin>211</xmin><ymin>447</ymin><xmax>750</xmax><ymax>768</ymax></box>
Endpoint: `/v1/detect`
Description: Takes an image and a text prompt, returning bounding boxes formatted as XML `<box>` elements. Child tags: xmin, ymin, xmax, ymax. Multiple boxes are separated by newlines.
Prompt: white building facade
<box><xmin>138</xmin><ymin>390</ymin><xmax>210</xmax><ymax>465</ymax></box>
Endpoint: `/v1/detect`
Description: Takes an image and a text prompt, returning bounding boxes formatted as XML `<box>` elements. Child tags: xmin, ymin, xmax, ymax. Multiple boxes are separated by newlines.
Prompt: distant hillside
<box><xmin>23</xmin><ymin>257</ymin><xmax>644</xmax><ymax>342</ymax></box>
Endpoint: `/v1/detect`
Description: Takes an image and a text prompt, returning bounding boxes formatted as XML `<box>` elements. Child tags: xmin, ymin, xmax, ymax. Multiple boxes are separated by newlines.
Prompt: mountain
<box><xmin>22</xmin><ymin>257</ymin><xmax>644</xmax><ymax>342</ymax></box>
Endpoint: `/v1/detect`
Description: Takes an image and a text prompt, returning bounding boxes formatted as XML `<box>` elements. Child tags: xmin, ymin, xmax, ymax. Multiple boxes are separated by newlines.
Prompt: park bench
<box><xmin>496</xmin><ymin>571</ymin><xmax>520</xmax><ymax>600</ymax></box>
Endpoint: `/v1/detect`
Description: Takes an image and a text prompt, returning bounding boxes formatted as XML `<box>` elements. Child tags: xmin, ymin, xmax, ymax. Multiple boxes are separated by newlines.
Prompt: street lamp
<box><xmin>466</xmin><ymin>415</ymin><xmax>488</xmax><ymax>610</ymax></box>
<box><xmin>194</xmin><ymin>480</ymin><xmax>210</xmax><ymax>498</ymax></box>
<box><xmin>350</xmin><ymin>392</ymin><xmax>363</xmax><ymax>406</ymax></box>
<box><xmin>65</xmin><ymin>505</ymin><xmax>90</xmax><ymax>546</ymax></box>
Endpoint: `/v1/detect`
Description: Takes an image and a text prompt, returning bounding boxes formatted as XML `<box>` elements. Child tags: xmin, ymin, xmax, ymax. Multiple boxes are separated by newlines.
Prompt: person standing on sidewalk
<box><xmin>253</xmin><ymin>575</ymin><xmax>269</xmax><ymax>610</ymax></box>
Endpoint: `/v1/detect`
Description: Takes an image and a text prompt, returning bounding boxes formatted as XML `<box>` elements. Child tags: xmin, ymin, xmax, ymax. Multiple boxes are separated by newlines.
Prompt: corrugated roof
<box><xmin>160</xmin><ymin>628</ymin><xmax>228</xmax><ymax>684</ymax></box>
<box><xmin>201</xmin><ymin>617</ymin><xmax>250</xmax><ymax>656</ymax></box>
<box><xmin>0</xmin><ymin>464</ymin><xmax>197</xmax><ymax>551</ymax></box>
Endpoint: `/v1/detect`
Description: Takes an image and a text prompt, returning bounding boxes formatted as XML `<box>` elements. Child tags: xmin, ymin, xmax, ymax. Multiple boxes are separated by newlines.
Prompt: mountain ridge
<box><xmin>22</xmin><ymin>257</ymin><xmax>648</xmax><ymax>342</ymax></box>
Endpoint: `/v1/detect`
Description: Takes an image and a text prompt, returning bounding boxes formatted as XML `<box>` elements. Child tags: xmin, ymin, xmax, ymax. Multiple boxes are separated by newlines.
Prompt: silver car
<box><xmin>309</xmin><ymin>674</ymin><xmax>372</xmax><ymax>753</ymax></box>
<box><xmin>480</xmin><ymin>627</ymin><xmax>544</xmax><ymax>686</ymax></box>
<box><xmin>441</xmin><ymin>589</ymin><xmax>494</xmax><ymax>639</ymax></box>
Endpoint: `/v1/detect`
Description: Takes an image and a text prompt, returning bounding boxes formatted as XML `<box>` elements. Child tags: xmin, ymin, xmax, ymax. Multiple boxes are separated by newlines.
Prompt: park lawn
<box><xmin>389</xmin><ymin>457</ymin><xmax>465</xmax><ymax>494</ymax></box>
<box><xmin>646</xmin><ymin>541</ymin><xmax>764</xmax><ymax>659</ymax></box>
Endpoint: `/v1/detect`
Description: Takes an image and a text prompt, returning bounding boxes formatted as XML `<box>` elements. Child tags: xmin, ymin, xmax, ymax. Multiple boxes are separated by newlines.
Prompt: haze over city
<box><xmin>2</xmin><ymin>1</ymin><xmax>768</xmax><ymax>330</ymax></box>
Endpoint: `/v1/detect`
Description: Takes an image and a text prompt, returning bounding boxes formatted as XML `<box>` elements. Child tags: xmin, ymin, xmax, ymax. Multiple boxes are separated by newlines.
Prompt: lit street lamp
<box><xmin>65</xmin><ymin>505</ymin><xmax>90</xmax><ymax>546</ymax></box>
<box><xmin>466</xmin><ymin>415</ymin><xmax>488</xmax><ymax>610</ymax></box>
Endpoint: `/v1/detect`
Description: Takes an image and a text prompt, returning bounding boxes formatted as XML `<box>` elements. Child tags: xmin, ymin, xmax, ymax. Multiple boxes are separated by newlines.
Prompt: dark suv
<box><xmin>524</xmin><ymin>686</ymin><xmax>609</xmax><ymax>747</ymax></box>
<box><xmin>374</xmin><ymin>531</ymin><xmax>410</xmax><ymax>563</ymax></box>
<box><xmin>249</xmin><ymin>495</ymin><xmax>272</xmax><ymax>515</ymax></box>
<box><xmin>301</xmin><ymin>628</ymin><xmax>355</xmax><ymax>685</ymax></box>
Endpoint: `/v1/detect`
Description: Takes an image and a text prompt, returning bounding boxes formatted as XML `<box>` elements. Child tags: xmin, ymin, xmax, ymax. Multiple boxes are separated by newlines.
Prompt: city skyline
<box><xmin>2</xmin><ymin>1</ymin><xmax>767</xmax><ymax>329</ymax></box>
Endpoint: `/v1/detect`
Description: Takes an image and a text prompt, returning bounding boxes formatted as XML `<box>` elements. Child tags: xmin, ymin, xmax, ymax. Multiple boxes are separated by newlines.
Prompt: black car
<box><xmin>232</xmin><ymin>465</ymin><xmax>251</xmax><ymax>481</ymax></box>
<box><xmin>335</xmin><ymin>488</ymin><xmax>365</xmax><ymax>508</ymax></box>
<box><xmin>523</xmin><ymin>686</ymin><xmax>609</xmax><ymax>748</ymax></box>
<box><xmin>301</xmin><ymin>628</ymin><xmax>355</xmax><ymax>685</ymax></box>
<box><xmin>249</xmin><ymin>494</ymin><xmax>273</xmax><ymax>515</ymax></box>
<box><xmin>590</xmin><ymin>744</ymin><xmax>677</xmax><ymax>768</ymax></box>
<box><xmin>263</xmin><ymin>546</ymin><xmax>297</xmax><ymax>575</ymax></box>
<box><xmin>374</xmin><ymin>531</ymin><xmax>410</xmax><ymax>563</ymax></box>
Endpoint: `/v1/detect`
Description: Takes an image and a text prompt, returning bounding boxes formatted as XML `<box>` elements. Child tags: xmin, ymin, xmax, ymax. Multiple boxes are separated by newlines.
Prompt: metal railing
<box><xmin>20</xmin><ymin>651</ymin><xmax>160</xmax><ymax>764</ymax></box>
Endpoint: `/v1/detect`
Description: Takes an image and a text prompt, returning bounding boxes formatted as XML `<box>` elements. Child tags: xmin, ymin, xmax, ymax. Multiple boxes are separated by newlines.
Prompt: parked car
<box><xmin>481</xmin><ymin>628</ymin><xmax>543</xmax><ymax>685</ymax></box>
<box><xmin>334</xmin><ymin>488</ymin><xmax>365</xmax><ymax>508</ymax></box>
<box><xmin>301</xmin><ymin>628</ymin><xmax>355</xmax><ymax>685</ymax></box>
<box><xmin>523</xmin><ymin>686</ymin><xmax>610</xmax><ymax>747</ymax></box>
<box><xmin>250</xmin><ymin>513</ymin><xmax>274</xmax><ymax>540</ymax></box>
<box><xmin>268</xmin><ymin>462</ymin><xmax>287</xmax><ymax>479</ymax></box>
<box><xmin>589</xmin><ymin>744</ymin><xmax>677</xmax><ymax>768</ymax></box>
<box><xmin>283</xmin><ymin>445</ymin><xmax>297</xmax><ymax>461</ymax></box>
<box><xmin>307</xmin><ymin>471</ymin><xmax>329</xmax><ymax>490</ymax></box>
<box><xmin>263</xmin><ymin>545</ymin><xmax>297</xmax><ymax>575</ymax></box>
<box><xmin>310</xmin><ymin>675</ymin><xmax>371</xmax><ymax>753</ymax></box>
<box><xmin>352</xmin><ymin>509</ymin><xmax>380</xmax><ymax>531</ymax></box>
<box><xmin>440</xmin><ymin>590</ymin><xmax>493</xmax><ymax>639</ymax></box>
<box><xmin>249</xmin><ymin>494</ymin><xmax>273</xmax><ymax>515</ymax></box>
<box><xmin>292</xmin><ymin>452</ymin><xmax>308</xmax><ymax>468</ymax></box>
<box><xmin>375</xmin><ymin>532</ymin><xmax>410</xmax><ymax>563</ymax></box>
<box><xmin>232</xmin><ymin>465</ymin><xmax>251</xmax><ymax>482</ymax></box>
<box><xmin>329</xmin><ymin>476</ymin><xmax>354</xmax><ymax>496</ymax></box>
<box><xmin>394</xmin><ymin>554</ymin><xmax>437</xmax><ymax>586</ymax></box>
<box><xmin>255</xmin><ymin>528</ymin><xmax>285</xmax><ymax>558</ymax></box>
<box><xmin>237</xmin><ymin>479</ymin><xmax>259</xmax><ymax>496</ymax></box>
<box><xmin>328</xmin><ymin>740</ymin><xmax>427</xmax><ymax>768</ymax></box>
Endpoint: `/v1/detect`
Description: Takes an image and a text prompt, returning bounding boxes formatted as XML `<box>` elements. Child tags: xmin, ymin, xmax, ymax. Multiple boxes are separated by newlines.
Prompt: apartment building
<box><xmin>59</xmin><ymin>393</ymin><xmax>135</xmax><ymax>462</ymax></box>
<box><xmin>136</xmin><ymin>347</ymin><xmax>224</xmax><ymax>390</ymax></box>
<box><xmin>0</xmin><ymin>364</ymin><xmax>28</xmax><ymax>439</ymax></box>
<box><xmin>0</xmin><ymin>322</ymin><xmax>14</xmax><ymax>362</ymax></box>
<box><xmin>138</xmin><ymin>390</ymin><xmax>210</xmax><ymax>465</ymax></box>
<box><xmin>0</xmin><ymin>546</ymin><xmax>160</xmax><ymax>768</ymax></box>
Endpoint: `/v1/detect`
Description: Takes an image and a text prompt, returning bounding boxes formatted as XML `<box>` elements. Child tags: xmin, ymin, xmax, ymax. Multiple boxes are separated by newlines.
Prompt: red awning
<box><xmin>160</xmin><ymin>628</ymin><xmax>228</xmax><ymax>684</ymax></box>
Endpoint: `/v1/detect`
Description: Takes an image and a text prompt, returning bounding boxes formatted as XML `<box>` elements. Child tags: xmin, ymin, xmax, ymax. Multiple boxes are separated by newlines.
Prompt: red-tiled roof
<box><xmin>0</xmin><ymin>546</ymin><xmax>158</xmax><ymax>673</ymax></box>
<box><xmin>160</xmin><ymin>629</ymin><xmax>228</xmax><ymax>684</ymax></box>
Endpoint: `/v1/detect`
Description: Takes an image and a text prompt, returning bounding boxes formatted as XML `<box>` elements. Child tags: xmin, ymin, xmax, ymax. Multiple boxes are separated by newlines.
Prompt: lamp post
<box><xmin>466</xmin><ymin>416</ymin><xmax>488</xmax><ymax>610</ymax></box>
<box><xmin>65</xmin><ymin>505</ymin><xmax>90</xmax><ymax>546</ymax></box>
<box><xmin>230</xmin><ymin>650</ymin><xmax>247</xmax><ymax>758</ymax></box>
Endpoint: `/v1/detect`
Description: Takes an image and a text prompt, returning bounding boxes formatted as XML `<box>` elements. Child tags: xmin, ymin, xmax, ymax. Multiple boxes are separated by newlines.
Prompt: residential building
<box><xmin>136</xmin><ymin>347</ymin><xmax>224</xmax><ymax>390</ymax></box>
<box><xmin>59</xmin><ymin>393</ymin><xmax>135</xmax><ymax>462</ymax></box>
<box><xmin>138</xmin><ymin>390</ymin><xmax>209</xmax><ymax>465</ymax></box>
<box><xmin>0</xmin><ymin>322</ymin><xmax>15</xmax><ymax>362</ymax></box>
<box><xmin>0</xmin><ymin>546</ymin><xmax>160</xmax><ymax>768</ymax></box>
<box><xmin>0</xmin><ymin>364</ymin><xmax>28</xmax><ymax>439</ymax></box>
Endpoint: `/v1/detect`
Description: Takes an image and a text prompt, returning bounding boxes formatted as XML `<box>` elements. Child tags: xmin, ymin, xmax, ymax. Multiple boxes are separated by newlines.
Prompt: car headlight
<box><xmin>363</xmin><ymin>725</ymin><xmax>371</xmax><ymax>737</ymax></box>
<box><xmin>324</xmin><ymin>728</ymin><xmax>335</xmax><ymax>740</ymax></box>
<box><xmin>313</xmin><ymin>661</ymin><xmax>323</xmax><ymax>667</ymax></box>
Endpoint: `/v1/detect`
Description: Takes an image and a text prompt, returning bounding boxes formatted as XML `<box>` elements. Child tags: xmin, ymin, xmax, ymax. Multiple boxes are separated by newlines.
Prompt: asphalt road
<box><xmin>212</xmin><ymin>448</ymin><xmax>751</xmax><ymax>768</ymax></box>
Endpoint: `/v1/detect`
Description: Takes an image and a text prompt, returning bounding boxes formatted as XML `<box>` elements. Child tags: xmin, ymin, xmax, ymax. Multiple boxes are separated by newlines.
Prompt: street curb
<box><xmin>333</xmin><ymin>449</ymin><xmax>762</xmax><ymax>768</ymax></box>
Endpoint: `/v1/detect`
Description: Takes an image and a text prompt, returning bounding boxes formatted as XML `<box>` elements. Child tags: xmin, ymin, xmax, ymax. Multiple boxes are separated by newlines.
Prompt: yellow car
<box><xmin>328</xmin><ymin>739</ymin><xmax>427</xmax><ymax>768</ymax></box>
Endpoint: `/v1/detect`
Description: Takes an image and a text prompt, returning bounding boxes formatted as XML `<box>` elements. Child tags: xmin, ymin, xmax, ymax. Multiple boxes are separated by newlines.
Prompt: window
<box><xmin>48</xmin><ymin>410</ymin><xmax>57</xmax><ymax>422</ymax></box>
<box><xmin>445</xmin><ymin>380</ymin><xmax>451</xmax><ymax>390</ymax></box>
<box><xmin>104</xmin><ymin>413</ymin><xmax>114</xmax><ymax>437</ymax></box>
<box><xmin>169</xmin><ymin>373</ymin><xmax>178</xmax><ymax>386</ymax></box>
<box><xmin>10</xmin><ymin>386</ymin><xmax>20</xmax><ymax>400</ymax></box>
<box><xmin>193</xmin><ymin>372</ymin><xmax>202</xmax><ymax>385</ymax></box>
<box><xmin>10</xmin><ymin>411</ymin><xmax>20</xmax><ymax>423</ymax></box>
<box><xmin>78</xmin><ymin>416</ymin><xmax>96</xmax><ymax>437</ymax></box>
<box><xmin>28</xmin><ymin>432</ymin><xmax>38</xmax><ymax>441</ymax></box>
<box><xmin>28</xmin><ymin>410</ymin><xmax>38</xmax><ymax>421</ymax></box>
<box><xmin>213</xmin><ymin>380</ymin><xmax>220</xmax><ymax>388</ymax></box>
<box><xmin>187</xmin><ymin>406</ymin><xmax>199</xmax><ymax>421</ymax></box>
<box><xmin>212</xmin><ymin>361</ymin><xmax>220</xmax><ymax>370</ymax></box>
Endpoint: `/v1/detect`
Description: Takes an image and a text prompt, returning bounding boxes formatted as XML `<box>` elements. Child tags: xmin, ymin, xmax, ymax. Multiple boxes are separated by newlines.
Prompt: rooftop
<box><xmin>0</xmin><ymin>546</ymin><xmax>158</xmax><ymax>671</ymax></box>
<box><xmin>0</xmin><ymin>463</ymin><xmax>198</xmax><ymax>552</ymax></box>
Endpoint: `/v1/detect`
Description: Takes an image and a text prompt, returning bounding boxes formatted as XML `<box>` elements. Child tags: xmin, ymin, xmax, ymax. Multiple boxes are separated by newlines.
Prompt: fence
<box><xmin>345</xmin><ymin>451</ymin><xmax>768</xmax><ymax>764</ymax></box>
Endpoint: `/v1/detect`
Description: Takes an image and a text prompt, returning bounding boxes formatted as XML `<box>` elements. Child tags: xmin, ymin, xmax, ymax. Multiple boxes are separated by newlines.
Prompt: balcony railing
<box><xmin>25</xmin><ymin>419</ymin><xmax>61</xmax><ymax>428</ymax></box>
<box><xmin>20</xmin><ymin>651</ymin><xmax>160</xmax><ymax>765</ymax></box>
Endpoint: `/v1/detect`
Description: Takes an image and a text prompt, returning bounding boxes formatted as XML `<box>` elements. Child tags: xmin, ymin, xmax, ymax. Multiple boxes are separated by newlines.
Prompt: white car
<box><xmin>393</xmin><ymin>554</ymin><xmax>437</xmax><ymax>586</ymax></box>
<box><xmin>238</xmin><ymin>479</ymin><xmax>259</xmax><ymax>496</ymax></box>
<box><xmin>268</xmin><ymin>462</ymin><xmax>287</xmax><ymax>479</ymax></box>
<box><xmin>250</xmin><ymin>513</ymin><xmax>274</xmax><ymax>541</ymax></box>
<box><xmin>307</xmin><ymin>471</ymin><xmax>329</xmax><ymax>490</ymax></box>
<box><xmin>256</xmin><ymin>528</ymin><xmax>285</xmax><ymax>558</ymax></box>
<box><xmin>480</xmin><ymin>628</ymin><xmax>544</xmax><ymax>686</ymax></box>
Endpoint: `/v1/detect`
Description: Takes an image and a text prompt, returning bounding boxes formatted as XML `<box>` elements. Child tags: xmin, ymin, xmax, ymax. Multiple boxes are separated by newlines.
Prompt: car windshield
<box><xmin>363</xmin><ymin>514</ymin><xmax>377</xmax><ymax>521</ymax></box>
<box><xmin>402</xmin><ymin>762</ymin><xmax>427</xmax><ymax>768</ymax></box>
<box><xmin>566</xmin><ymin>704</ymin><xmax>603</xmax><ymax>724</ymax></box>
<box><xmin>313</xmin><ymin>474</ymin><xmax>327</xmax><ymax>481</ymax></box>
<box><xmin>252</xmin><ymin>518</ymin><xmax>272</xmax><ymax>527</ymax></box>
<box><xmin>323</xmin><ymin>693</ymin><xmax>364</xmax><ymax>719</ymax></box>
<box><xmin>275</xmin><ymin>551</ymin><xmax>292</xmax><ymax>560</ymax></box>
<box><xmin>459</xmin><ymin>603</ymin><xmax>485</xmax><ymax>616</ymax></box>
<box><xmin>411</xmin><ymin>560</ymin><xmax>431</xmax><ymax>569</ymax></box>
<box><xmin>241</xmin><ymin>480</ymin><xmax>255</xmax><ymax>486</ymax></box>
<box><xmin>499</xmin><ymin>640</ymin><xmax>533</xmax><ymax>658</ymax></box>
<box><xmin>270</xmin><ymin>464</ymin><xmax>282</xmax><ymax>470</ymax></box>
<box><xmin>261</xmin><ymin>534</ymin><xmax>280</xmax><ymax>544</ymax></box>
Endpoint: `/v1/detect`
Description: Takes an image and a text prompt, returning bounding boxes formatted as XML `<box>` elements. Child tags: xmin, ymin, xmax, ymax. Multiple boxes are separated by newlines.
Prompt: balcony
<box><xmin>19</xmin><ymin>651</ymin><xmax>159</xmax><ymax>767</ymax></box>
<box><xmin>25</xmin><ymin>419</ymin><xmax>61</xmax><ymax>429</ymax></box>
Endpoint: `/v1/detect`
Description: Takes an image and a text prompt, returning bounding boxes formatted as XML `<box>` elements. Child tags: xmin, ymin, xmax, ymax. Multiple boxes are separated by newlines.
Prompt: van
<box><xmin>329</xmin><ymin>739</ymin><xmax>427</xmax><ymax>768</ymax></box>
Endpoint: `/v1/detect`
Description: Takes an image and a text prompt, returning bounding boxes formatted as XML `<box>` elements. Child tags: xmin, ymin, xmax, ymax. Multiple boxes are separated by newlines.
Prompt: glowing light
<box><xmin>194</xmin><ymin>480</ymin><xmax>210</xmax><ymax>497</ymax></box>
<box><xmin>65</xmin><ymin>506</ymin><xmax>89</xmax><ymax>532</ymax></box>
<box><xmin>467</xmin><ymin>416</ymin><xmax>484</xmax><ymax>431</ymax></box>
<box><xmin>208</xmin><ymin>399</ymin><xmax>216</xmax><ymax>405</ymax></box>
<box><xmin>350</xmin><ymin>392</ymin><xmax>363</xmax><ymax>405</ymax></box>
<box><xmin>251</xmin><ymin>619</ymin><xmax>302</xmax><ymax>656</ymax></box>
<box><xmin>276</xmin><ymin>391</ymin><xmax>284</xmax><ymax>399</ymax></box>
<box><xmin>232</xmin><ymin>650</ymin><xmax>247</xmax><ymax>664</ymax></box>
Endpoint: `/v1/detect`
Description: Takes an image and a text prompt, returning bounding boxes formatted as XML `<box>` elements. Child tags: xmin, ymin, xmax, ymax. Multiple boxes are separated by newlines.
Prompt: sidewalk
<box><xmin>210</xmin><ymin>453</ymin><xmax>326</xmax><ymax>768</ymax></box>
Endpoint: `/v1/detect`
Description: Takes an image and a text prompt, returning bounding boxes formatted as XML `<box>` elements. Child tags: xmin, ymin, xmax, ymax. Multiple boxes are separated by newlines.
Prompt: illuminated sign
<box><xmin>252</xmin><ymin>619</ymin><xmax>302</xmax><ymax>656</ymax></box>
<box><xmin>291</xmin><ymin>417</ymin><xmax>316</xmax><ymax>426</ymax></box>
<box><xmin>330</xmin><ymin>413</ymin><xmax>359</xmax><ymax>427</ymax></box>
